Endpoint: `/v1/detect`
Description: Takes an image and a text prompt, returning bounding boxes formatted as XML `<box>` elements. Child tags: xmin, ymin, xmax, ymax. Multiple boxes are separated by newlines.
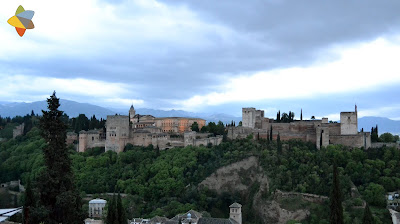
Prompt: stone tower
<box><xmin>229</xmin><ymin>202</ymin><xmax>242</xmax><ymax>224</ymax></box>
<box><xmin>129</xmin><ymin>105</ymin><xmax>136</xmax><ymax>123</ymax></box>
<box><xmin>105</xmin><ymin>115</ymin><xmax>130</xmax><ymax>153</ymax></box>
<box><xmin>340</xmin><ymin>106</ymin><xmax>358</xmax><ymax>135</ymax></box>
<box><xmin>242</xmin><ymin>108</ymin><xmax>256</xmax><ymax>128</ymax></box>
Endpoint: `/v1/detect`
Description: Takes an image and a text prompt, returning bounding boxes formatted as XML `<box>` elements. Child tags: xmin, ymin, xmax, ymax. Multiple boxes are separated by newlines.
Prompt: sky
<box><xmin>1</xmin><ymin>0</ymin><xmax>400</xmax><ymax>120</ymax></box>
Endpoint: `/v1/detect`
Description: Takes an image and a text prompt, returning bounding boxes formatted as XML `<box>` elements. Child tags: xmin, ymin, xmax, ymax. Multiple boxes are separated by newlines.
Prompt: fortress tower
<box><xmin>129</xmin><ymin>105</ymin><xmax>136</xmax><ymax>123</ymax></box>
<box><xmin>340</xmin><ymin>105</ymin><xmax>358</xmax><ymax>135</ymax></box>
<box><xmin>105</xmin><ymin>115</ymin><xmax>130</xmax><ymax>153</ymax></box>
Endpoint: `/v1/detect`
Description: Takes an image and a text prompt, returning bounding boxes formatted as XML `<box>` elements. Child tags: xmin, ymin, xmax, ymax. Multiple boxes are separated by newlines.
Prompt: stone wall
<box><xmin>184</xmin><ymin>131</ymin><xmax>223</xmax><ymax>147</ymax></box>
<box><xmin>371</xmin><ymin>142</ymin><xmax>400</xmax><ymax>149</ymax></box>
<box><xmin>12</xmin><ymin>123</ymin><xmax>24</xmax><ymax>139</ymax></box>
<box><xmin>227</xmin><ymin>126</ymin><xmax>253</xmax><ymax>140</ymax></box>
<box><xmin>330</xmin><ymin>133</ymin><xmax>368</xmax><ymax>148</ymax></box>
<box><xmin>274</xmin><ymin>189</ymin><xmax>328</xmax><ymax>204</ymax></box>
<box><xmin>66</xmin><ymin>132</ymin><xmax>78</xmax><ymax>145</ymax></box>
<box><xmin>78</xmin><ymin>130</ymin><xmax>106</xmax><ymax>152</ymax></box>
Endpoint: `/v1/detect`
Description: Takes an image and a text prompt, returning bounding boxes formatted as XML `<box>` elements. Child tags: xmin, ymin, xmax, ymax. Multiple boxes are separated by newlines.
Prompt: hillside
<box><xmin>0</xmin><ymin>128</ymin><xmax>396</xmax><ymax>223</ymax></box>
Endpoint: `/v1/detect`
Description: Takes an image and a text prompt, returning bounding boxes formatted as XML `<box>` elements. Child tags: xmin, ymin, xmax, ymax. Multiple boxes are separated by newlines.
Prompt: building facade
<box><xmin>229</xmin><ymin>106</ymin><xmax>371</xmax><ymax>149</ymax></box>
<box><xmin>77</xmin><ymin>106</ymin><xmax>219</xmax><ymax>153</ymax></box>
<box><xmin>88</xmin><ymin>198</ymin><xmax>107</xmax><ymax>219</ymax></box>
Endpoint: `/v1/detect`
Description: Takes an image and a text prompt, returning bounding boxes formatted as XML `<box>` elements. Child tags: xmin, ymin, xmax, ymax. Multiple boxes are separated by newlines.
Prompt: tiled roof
<box><xmin>150</xmin><ymin>216</ymin><xmax>169</xmax><ymax>223</ymax></box>
<box><xmin>229</xmin><ymin>202</ymin><xmax>242</xmax><ymax>208</ymax></box>
<box><xmin>198</xmin><ymin>218</ymin><xmax>237</xmax><ymax>224</ymax></box>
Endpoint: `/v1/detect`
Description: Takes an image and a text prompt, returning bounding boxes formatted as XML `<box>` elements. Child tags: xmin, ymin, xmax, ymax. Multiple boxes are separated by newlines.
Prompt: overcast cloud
<box><xmin>0</xmin><ymin>0</ymin><xmax>400</xmax><ymax>120</ymax></box>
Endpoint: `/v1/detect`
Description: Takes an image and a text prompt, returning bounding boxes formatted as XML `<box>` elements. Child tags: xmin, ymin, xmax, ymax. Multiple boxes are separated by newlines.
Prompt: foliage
<box><xmin>362</xmin><ymin>203</ymin><xmax>373</xmax><ymax>224</ymax></box>
<box><xmin>1</xmin><ymin>117</ymin><xmax>399</xmax><ymax>223</ymax></box>
<box><xmin>371</xmin><ymin>126</ymin><xmax>379</xmax><ymax>143</ymax></box>
<box><xmin>33</xmin><ymin>92</ymin><xmax>85</xmax><ymax>224</ymax></box>
<box><xmin>329</xmin><ymin>164</ymin><xmax>344</xmax><ymax>224</ymax></box>
<box><xmin>191</xmin><ymin>122</ymin><xmax>199</xmax><ymax>132</ymax></box>
<box><xmin>379</xmin><ymin>132</ymin><xmax>398</xmax><ymax>143</ymax></box>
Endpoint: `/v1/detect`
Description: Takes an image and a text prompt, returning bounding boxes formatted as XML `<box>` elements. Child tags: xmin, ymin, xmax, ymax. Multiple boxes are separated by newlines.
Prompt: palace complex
<box><xmin>70</xmin><ymin>106</ymin><xmax>222</xmax><ymax>153</ymax></box>
<box><xmin>228</xmin><ymin>105</ymin><xmax>371</xmax><ymax>149</ymax></box>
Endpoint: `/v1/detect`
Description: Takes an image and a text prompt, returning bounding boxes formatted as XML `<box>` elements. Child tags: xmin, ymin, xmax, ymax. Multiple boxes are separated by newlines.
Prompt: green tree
<box><xmin>35</xmin><ymin>92</ymin><xmax>85</xmax><ymax>224</ymax></box>
<box><xmin>270</xmin><ymin>126</ymin><xmax>273</xmax><ymax>141</ymax></box>
<box><xmin>191</xmin><ymin>122</ymin><xmax>199</xmax><ymax>132</ymax></box>
<box><xmin>363</xmin><ymin>183</ymin><xmax>386</xmax><ymax>207</ymax></box>
<box><xmin>23</xmin><ymin>180</ymin><xmax>34</xmax><ymax>224</ymax></box>
<box><xmin>362</xmin><ymin>203</ymin><xmax>373</xmax><ymax>224</ymax></box>
<box><xmin>106</xmin><ymin>193</ymin><xmax>116</xmax><ymax>224</ymax></box>
<box><xmin>117</xmin><ymin>192</ymin><xmax>126</xmax><ymax>224</ymax></box>
<box><xmin>329</xmin><ymin>164</ymin><xmax>343</xmax><ymax>224</ymax></box>
<box><xmin>277</xmin><ymin>133</ymin><xmax>282</xmax><ymax>155</ymax></box>
<box><xmin>300</xmin><ymin>109</ymin><xmax>303</xmax><ymax>121</ymax></box>
<box><xmin>379</xmin><ymin>132</ymin><xmax>395</xmax><ymax>142</ymax></box>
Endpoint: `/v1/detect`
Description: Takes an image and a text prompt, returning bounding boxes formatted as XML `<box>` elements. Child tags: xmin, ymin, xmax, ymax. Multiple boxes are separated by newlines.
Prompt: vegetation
<box><xmin>26</xmin><ymin>92</ymin><xmax>85</xmax><ymax>224</ymax></box>
<box><xmin>329</xmin><ymin>164</ymin><xmax>344</xmax><ymax>224</ymax></box>
<box><xmin>1</xmin><ymin>109</ymin><xmax>399</xmax><ymax>223</ymax></box>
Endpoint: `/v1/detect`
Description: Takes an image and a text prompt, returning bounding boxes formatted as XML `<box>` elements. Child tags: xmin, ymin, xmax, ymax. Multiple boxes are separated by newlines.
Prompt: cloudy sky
<box><xmin>1</xmin><ymin>0</ymin><xmax>400</xmax><ymax>120</ymax></box>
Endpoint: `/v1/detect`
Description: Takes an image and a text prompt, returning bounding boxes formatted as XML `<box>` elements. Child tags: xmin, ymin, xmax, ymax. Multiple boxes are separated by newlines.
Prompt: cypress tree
<box><xmin>362</xmin><ymin>203</ymin><xmax>373</xmax><ymax>224</ymax></box>
<box><xmin>36</xmin><ymin>92</ymin><xmax>85</xmax><ymax>224</ymax></box>
<box><xmin>277</xmin><ymin>133</ymin><xmax>282</xmax><ymax>155</ymax></box>
<box><xmin>270</xmin><ymin>126</ymin><xmax>273</xmax><ymax>141</ymax></box>
<box><xmin>117</xmin><ymin>192</ymin><xmax>126</xmax><ymax>224</ymax></box>
<box><xmin>23</xmin><ymin>180</ymin><xmax>34</xmax><ymax>224</ymax></box>
<box><xmin>301</xmin><ymin>109</ymin><xmax>303</xmax><ymax>121</ymax></box>
<box><xmin>155</xmin><ymin>145</ymin><xmax>160</xmax><ymax>157</ymax></box>
<box><xmin>106</xmin><ymin>194</ymin><xmax>116</xmax><ymax>224</ymax></box>
<box><xmin>329</xmin><ymin>164</ymin><xmax>344</xmax><ymax>224</ymax></box>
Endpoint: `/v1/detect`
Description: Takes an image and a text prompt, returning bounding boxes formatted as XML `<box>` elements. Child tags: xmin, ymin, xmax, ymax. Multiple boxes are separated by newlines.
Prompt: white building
<box><xmin>89</xmin><ymin>198</ymin><xmax>107</xmax><ymax>218</ymax></box>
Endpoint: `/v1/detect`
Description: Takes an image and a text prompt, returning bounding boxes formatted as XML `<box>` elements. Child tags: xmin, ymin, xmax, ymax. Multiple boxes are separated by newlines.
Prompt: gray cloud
<box><xmin>2</xmin><ymin>0</ymin><xmax>400</xmax><ymax>111</ymax></box>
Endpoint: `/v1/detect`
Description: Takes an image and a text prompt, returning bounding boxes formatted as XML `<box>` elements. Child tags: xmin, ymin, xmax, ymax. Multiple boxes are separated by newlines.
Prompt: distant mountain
<box><xmin>359</xmin><ymin>116</ymin><xmax>400</xmax><ymax>135</ymax></box>
<box><xmin>0</xmin><ymin>100</ymin><xmax>115</xmax><ymax>119</ymax></box>
<box><xmin>0</xmin><ymin>100</ymin><xmax>241</xmax><ymax>124</ymax></box>
<box><xmin>2</xmin><ymin>100</ymin><xmax>397</xmax><ymax>135</ymax></box>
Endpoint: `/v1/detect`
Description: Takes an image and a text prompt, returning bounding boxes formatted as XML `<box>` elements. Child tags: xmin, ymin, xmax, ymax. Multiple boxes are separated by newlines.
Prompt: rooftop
<box><xmin>89</xmin><ymin>198</ymin><xmax>106</xmax><ymax>204</ymax></box>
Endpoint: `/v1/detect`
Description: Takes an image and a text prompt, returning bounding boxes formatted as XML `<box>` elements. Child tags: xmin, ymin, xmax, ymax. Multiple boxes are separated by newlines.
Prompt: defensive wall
<box><xmin>229</xmin><ymin>106</ymin><xmax>372</xmax><ymax>149</ymax></box>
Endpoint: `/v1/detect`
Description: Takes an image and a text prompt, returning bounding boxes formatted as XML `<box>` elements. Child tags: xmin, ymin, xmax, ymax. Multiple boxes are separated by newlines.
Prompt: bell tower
<box><xmin>229</xmin><ymin>202</ymin><xmax>242</xmax><ymax>224</ymax></box>
<box><xmin>129</xmin><ymin>105</ymin><xmax>136</xmax><ymax>123</ymax></box>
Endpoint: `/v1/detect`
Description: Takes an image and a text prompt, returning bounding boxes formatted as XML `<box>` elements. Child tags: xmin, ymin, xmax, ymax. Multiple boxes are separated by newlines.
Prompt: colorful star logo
<box><xmin>7</xmin><ymin>5</ymin><xmax>35</xmax><ymax>37</ymax></box>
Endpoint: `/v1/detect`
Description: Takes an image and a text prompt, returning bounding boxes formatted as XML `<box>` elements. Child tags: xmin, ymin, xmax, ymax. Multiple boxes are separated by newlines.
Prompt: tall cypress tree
<box><xmin>329</xmin><ymin>164</ymin><xmax>344</xmax><ymax>224</ymax></box>
<box><xmin>277</xmin><ymin>133</ymin><xmax>282</xmax><ymax>155</ymax></box>
<box><xmin>117</xmin><ymin>192</ymin><xmax>126</xmax><ymax>224</ymax></box>
<box><xmin>362</xmin><ymin>203</ymin><xmax>373</xmax><ymax>224</ymax></box>
<box><xmin>301</xmin><ymin>109</ymin><xmax>303</xmax><ymax>121</ymax></box>
<box><xmin>106</xmin><ymin>194</ymin><xmax>116</xmax><ymax>224</ymax></box>
<box><xmin>270</xmin><ymin>126</ymin><xmax>273</xmax><ymax>141</ymax></box>
<box><xmin>23</xmin><ymin>180</ymin><xmax>34</xmax><ymax>224</ymax></box>
<box><xmin>36</xmin><ymin>92</ymin><xmax>85</xmax><ymax>224</ymax></box>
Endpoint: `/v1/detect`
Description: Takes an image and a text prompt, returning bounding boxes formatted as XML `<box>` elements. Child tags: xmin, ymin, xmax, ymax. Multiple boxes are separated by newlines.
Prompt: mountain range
<box><xmin>0</xmin><ymin>100</ymin><xmax>398</xmax><ymax>135</ymax></box>
<box><xmin>0</xmin><ymin>100</ymin><xmax>241</xmax><ymax>124</ymax></box>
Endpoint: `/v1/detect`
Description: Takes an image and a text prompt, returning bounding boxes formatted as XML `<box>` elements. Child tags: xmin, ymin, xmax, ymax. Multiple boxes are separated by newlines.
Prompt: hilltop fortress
<box><xmin>70</xmin><ymin>105</ymin><xmax>371</xmax><ymax>153</ymax></box>
<box><xmin>228</xmin><ymin>105</ymin><xmax>371</xmax><ymax>149</ymax></box>
<box><xmin>75</xmin><ymin>105</ymin><xmax>222</xmax><ymax>153</ymax></box>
